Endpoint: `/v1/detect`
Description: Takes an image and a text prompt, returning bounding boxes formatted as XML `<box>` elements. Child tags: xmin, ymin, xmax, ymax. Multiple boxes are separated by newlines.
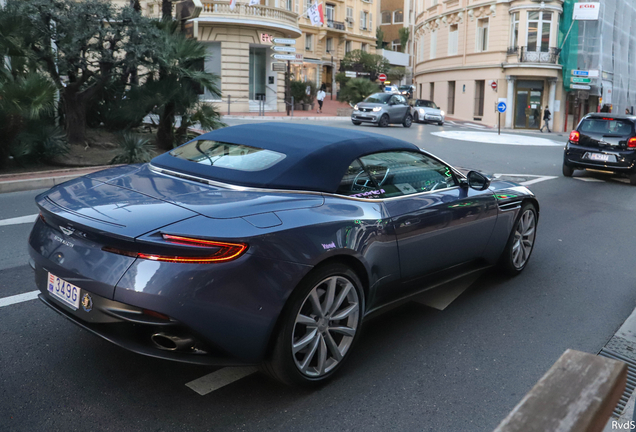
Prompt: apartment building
<box><xmin>292</xmin><ymin>0</ymin><xmax>380</xmax><ymax>95</ymax></box>
<box><xmin>379</xmin><ymin>0</ymin><xmax>414</xmax><ymax>85</ymax></box>
<box><xmin>413</xmin><ymin>0</ymin><xmax>565</xmax><ymax>130</ymax></box>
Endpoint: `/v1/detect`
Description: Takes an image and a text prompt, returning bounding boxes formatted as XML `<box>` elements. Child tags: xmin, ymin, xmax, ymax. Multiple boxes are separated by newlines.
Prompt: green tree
<box><xmin>387</xmin><ymin>66</ymin><xmax>406</xmax><ymax>83</ymax></box>
<box><xmin>376</xmin><ymin>27</ymin><xmax>385</xmax><ymax>49</ymax></box>
<box><xmin>398</xmin><ymin>27</ymin><xmax>410</xmax><ymax>53</ymax></box>
<box><xmin>4</xmin><ymin>0</ymin><xmax>159</xmax><ymax>144</ymax></box>
<box><xmin>338</xmin><ymin>78</ymin><xmax>379</xmax><ymax>105</ymax></box>
<box><xmin>340</xmin><ymin>49</ymin><xmax>390</xmax><ymax>82</ymax></box>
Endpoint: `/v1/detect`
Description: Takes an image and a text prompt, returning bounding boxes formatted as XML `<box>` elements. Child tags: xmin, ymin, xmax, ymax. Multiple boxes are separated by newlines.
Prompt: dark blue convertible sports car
<box><xmin>28</xmin><ymin>123</ymin><xmax>538</xmax><ymax>386</ymax></box>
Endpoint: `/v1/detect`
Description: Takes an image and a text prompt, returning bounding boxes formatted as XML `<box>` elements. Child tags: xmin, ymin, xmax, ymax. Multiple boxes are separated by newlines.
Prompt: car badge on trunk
<box><xmin>81</xmin><ymin>294</ymin><xmax>93</xmax><ymax>312</ymax></box>
<box><xmin>60</xmin><ymin>226</ymin><xmax>75</xmax><ymax>236</ymax></box>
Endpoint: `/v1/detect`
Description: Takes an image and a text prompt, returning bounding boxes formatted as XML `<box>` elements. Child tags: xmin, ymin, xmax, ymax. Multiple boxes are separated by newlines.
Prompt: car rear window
<box><xmin>579</xmin><ymin>118</ymin><xmax>634</xmax><ymax>136</ymax></box>
<box><xmin>170</xmin><ymin>140</ymin><xmax>286</xmax><ymax>172</ymax></box>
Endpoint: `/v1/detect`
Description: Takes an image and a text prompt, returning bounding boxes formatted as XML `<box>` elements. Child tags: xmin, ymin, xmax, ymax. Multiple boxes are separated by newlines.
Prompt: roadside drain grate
<box><xmin>598</xmin><ymin>346</ymin><xmax>636</xmax><ymax>416</ymax></box>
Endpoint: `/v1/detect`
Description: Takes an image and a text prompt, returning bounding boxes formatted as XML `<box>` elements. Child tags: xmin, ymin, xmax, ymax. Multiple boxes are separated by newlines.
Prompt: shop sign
<box><xmin>292</xmin><ymin>53</ymin><xmax>304</xmax><ymax>63</ymax></box>
<box><xmin>260</xmin><ymin>33</ymin><xmax>275</xmax><ymax>44</ymax></box>
<box><xmin>272</xmin><ymin>62</ymin><xmax>287</xmax><ymax>72</ymax></box>
<box><xmin>573</xmin><ymin>2</ymin><xmax>600</xmax><ymax>21</ymax></box>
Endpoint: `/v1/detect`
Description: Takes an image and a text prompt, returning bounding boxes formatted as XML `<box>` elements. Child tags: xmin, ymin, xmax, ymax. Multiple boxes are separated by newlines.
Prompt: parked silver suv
<box><xmin>351</xmin><ymin>93</ymin><xmax>412</xmax><ymax>128</ymax></box>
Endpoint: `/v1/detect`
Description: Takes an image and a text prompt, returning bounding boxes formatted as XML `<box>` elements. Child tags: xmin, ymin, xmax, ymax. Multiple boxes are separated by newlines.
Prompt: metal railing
<box><xmin>513</xmin><ymin>46</ymin><xmax>561</xmax><ymax>64</ymax></box>
<box><xmin>326</xmin><ymin>20</ymin><xmax>346</xmax><ymax>30</ymax></box>
<box><xmin>506</xmin><ymin>46</ymin><xmax>518</xmax><ymax>55</ymax></box>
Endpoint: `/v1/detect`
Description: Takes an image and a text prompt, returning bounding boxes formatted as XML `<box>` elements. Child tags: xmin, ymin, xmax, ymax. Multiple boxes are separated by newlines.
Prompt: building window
<box><xmin>527</xmin><ymin>11</ymin><xmax>552</xmax><ymax>52</ymax></box>
<box><xmin>381</xmin><ymin>11</ymin><xmax>391</xmax><ymax>24</ymax></box>
<box><xmin>430</xmin><ymin>82</ymin><xmax>435</xmax><ymax>102</ymax></box>
<box><xmin>345</xmin><ymin>41</ymin><xmax>352</xmax><ymax>53</ymax></box>
<box><xmin>510</xmin><ymin>12</ymin><xmax>519</xmax><ymax>48</ymax></box>
<box><xmin>393</xmin><ymin>10</ymin><xmax>403</xmax><ymax>24</ymax></box>
<box><xmin>447</xmin><ymin>81</ymin><xmax>455</xmax><ymax>114</ymax></box>
<box><xmin>419</xmin><ymin>35</ymin><xmax>424</xmax><ymax>61</ymax></box>
<box><xmin>476</xmin><ymin>18</ymin><xmax>488</xmax><ymax>52</ymax></box>
<box><xmin>305</xmin><ymin>34</ymin><xmax>313</xmax><ymax>51</ymax></box>
<box><xmin>429</xmin><ymin>30</ymin><xmax>437</xmax><ymax>59</ymax></box>
<box><xmin>474</xmin><ymin>80</ymin><xmax>485</xmax><ymax>117</ymax></box>
<box><xmin>325</xmin><ymin>4</ymin><xmax>335</xmax><ymax>24</ymax></box>
<box><xmin>346</xmin><ymin>7</ymin><xmax>353</xmax><ymax>26</ymax></box>
<box><xmin>431</xmin><ymin>0</ymin><xmax>438</xmax><ymax>5</ymax></box>
<box><xmin>361</xmin><ymin>43</ymin><xmax>368</xmax><ymax>52</ymax></box>
<box><xmin>326</xmin><ymin>37</ymin><xmax>333</xmax><ymax>53</ymax></box>
<box><xmin>448</xmin><ymin>24</ymin><xmax>458</xmax><ymax>55</ymax></box>
<box><xmin>305</xmin><ymin>0</ymin><xmax>311</xmax><ymax>13</ymax></box>
<box><xmin>360</xmin><ymin>11</ymin><xmax>369</xmax><ymax>30</ymax></box>
<box><xmin>392</xmin><ymin>39</ymin><xmax>401</xmax><ymax>51</ymax></box>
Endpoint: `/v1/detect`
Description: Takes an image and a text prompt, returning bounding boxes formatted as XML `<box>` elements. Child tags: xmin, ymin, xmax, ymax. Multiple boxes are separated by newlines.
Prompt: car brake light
<box><xmin>569</xmin><ymin>130</ymin><xmax>580</xmax><ymax>143</ymax></box>
<box><xmin>102</xmin><ymin>236</ymin><xmax>248</xmax><ymax>264</ymax></box>
<box><xmin>628</xmin><ymin>137</ymin><xmax>636</xmax><ymax>148</ymax></box>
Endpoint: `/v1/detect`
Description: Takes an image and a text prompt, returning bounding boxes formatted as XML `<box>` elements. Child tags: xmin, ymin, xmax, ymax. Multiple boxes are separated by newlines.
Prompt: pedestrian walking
<box><xmin>316</xmin><ymin>84</ymin><xmax>326</xmax><ymax>113</ymax></box>
<box><xmin>626</xmin><ymin>108</ymin><xmax>631</xmax><ymax>115</ymax></box>
<box><xmin>540</xmin><ymin>105</ymin><xmax>551</xmax><ymax>133</ymax></box>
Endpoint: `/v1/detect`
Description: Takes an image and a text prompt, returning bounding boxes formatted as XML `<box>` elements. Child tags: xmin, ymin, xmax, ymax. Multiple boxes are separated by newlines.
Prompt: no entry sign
<box><xmin>378</xmin><ymin>73</ymin><xmax>387</xmax><ymax>83</ymax></box>
<box><xmin>491</xmin><ymin>81</ymin><xmax>497</xmax><ymax>90</ymax></box>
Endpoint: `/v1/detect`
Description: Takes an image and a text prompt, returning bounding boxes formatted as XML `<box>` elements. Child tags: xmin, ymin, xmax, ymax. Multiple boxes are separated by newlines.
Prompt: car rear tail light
<box><xmin>569</xmin><ymin>130</ymin><xmax>580</xmax><ymax>143</ymax></box>
<box><xmin>142</xmin><ymin>309</ymin><xmax>170</xmax><ymax>321</ymax></box>
<box><xmin>102</xmin><ymin>236</ymin><xmax>248</xmax><ymax>264</ymax></box>
<box><xmin>628</xmin><ymin>137</ymin><xmax>636</xmax><ymax>148</ymax></box>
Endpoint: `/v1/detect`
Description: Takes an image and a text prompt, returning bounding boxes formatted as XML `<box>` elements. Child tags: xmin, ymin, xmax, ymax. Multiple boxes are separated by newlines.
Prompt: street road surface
<box><xmin>1</xmin><ymin>121</ymin><xmax>634</xmax><ymax>431</ymax></box>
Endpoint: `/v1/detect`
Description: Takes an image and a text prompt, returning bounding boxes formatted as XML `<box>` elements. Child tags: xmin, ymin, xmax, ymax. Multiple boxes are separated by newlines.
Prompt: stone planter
<box><xmin>337</xmin><ymin>107</ymin><xmax>354</xmax><ymax>116</ymax></box>
<box><xmin>294</xmin><ymin>103</ymin><xmax>303</xmax><ymax>111</ymax></box>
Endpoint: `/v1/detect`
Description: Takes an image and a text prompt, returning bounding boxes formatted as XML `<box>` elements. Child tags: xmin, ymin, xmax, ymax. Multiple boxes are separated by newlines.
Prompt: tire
<box><xmin>264</xmin><ymin>263</ymin><xmax>364</xmax><ymax>387</ymax></box>
<box><xmin>629</xmin><ymin>173</ymin><xmax>636</xmax><ymax>186</ymax></box>
<box><xmin>413</xmin><ymin>112</ymin><xmax>419</xmax><ymax>123</ymax></box>
<box><xmin>562</xmin><ymin>163</ymin><xmax>574</xmax><ymax>177</ymax></box>
<box><xmin>438</xmin><ymin>121</ymin><xmax>444</xmax><ymax>126</ymax></box>
<box><xmin>499</xmin><ymin>203</ymin><xmax>538</xmax><ymax>276</ymax></box>
<box><xmin>378</xmin><ymin>114</ymin><xmax>389</xmax><ymax>128</ymax></box>
<box><xmin>403</xmin><ymin>114</ymin><xmax>413</xmax><ymax>128</ymax></box>
<box><xmin>352</xmin><ymin>120</ymin><xmax>361</xmax><ymax>126</ymax></box>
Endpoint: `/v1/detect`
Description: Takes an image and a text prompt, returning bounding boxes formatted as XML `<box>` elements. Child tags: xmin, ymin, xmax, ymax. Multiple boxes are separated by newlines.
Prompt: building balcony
<box><xmin>507</xmin><ymin>46</ymin><xmax>561</xmax><ymax>64</ymax></box>
<box><xmin>378</xmin><ymin>49</ymin><xmax>410</xmax><ymax>67</ymax></box>
<box><xmin>326</xmin><ymin>20</ymin><xmax>346</xmax><ymax>31</ymax></box>
<box><xmin>197</xmin><ymin>1</ymin><xmax>301</xmax><ymax>38</ymax></box>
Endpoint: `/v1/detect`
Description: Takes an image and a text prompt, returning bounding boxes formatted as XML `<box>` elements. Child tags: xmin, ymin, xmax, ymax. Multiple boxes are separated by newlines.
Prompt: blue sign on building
<box><xmin>572</xmin><ymin>70</ymin><xmax>590</xmax><ymax>77</ymax></box>
<box><xmin>497</xmin><ymin>102</ymin><xmax>507</xmax><ymax>113</ymax></box>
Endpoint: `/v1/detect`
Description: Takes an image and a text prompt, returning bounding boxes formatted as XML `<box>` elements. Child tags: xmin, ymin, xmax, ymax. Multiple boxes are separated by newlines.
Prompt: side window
<box><xmin>336</xmin><ymin>159</ymin><xmax>385</xmax><ymax>199</ymax></box>
<box><xmin>397</xmin><ymin>95</ymin><xmax>407</xmax><ymax>105</ymax></box>
<box><xmin>358</xmin><ymin>151</ymin><xmax>458</xmax><ymax>197</ymax></box>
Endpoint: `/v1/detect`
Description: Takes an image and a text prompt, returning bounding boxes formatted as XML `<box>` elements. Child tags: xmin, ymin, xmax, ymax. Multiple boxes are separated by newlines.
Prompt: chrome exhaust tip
<box><xmin>151</xmin><ymin>333</ymin><xmax>194</xmax><ymax>351</ymax></box>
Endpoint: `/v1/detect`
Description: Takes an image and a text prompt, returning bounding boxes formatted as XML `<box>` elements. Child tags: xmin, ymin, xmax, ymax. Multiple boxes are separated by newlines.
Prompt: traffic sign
<box><xmin>497</xmin><ymin>102</ymin><xmax>507</xmax><ymax>113</ymax></box>
<box><xmin>571</xmin><ymin>77</ymin><xmax>591</xmax><ymax>83</ymax></box>
<box><xmin>271</xmin><ymin>54</ymin><xmax>296</xmax><ymax>60</ymax></box>
<box><xmin>378</xmin><ymin>73</ymin><xmax>387</xmax><ymax>82</ymax></box>
<box><xmin>345</xmin><ymin>71</ymin><xmax>357</xmax><ymax>78</ymax></box>
<box><xmin>273</xmin><ymin>38</ymin><xmax>296</xmax><ymax>45</ymax></box>
<box><xmin>272</xmin><ymin>46</ymin><xmax>296</xmax><ymax>52</ymax></box>
<box><xmin>571</xmin><ymin>84</ymin><xmax>591</xmax><ymax>90</ymax></box>
<box><xmin>572</xmin><ymin>70</ymin><xmax>590</xmax><ymax>76</ymax></box>
<box><xmin>491</xmin><ymin>81</ymin><xmax>497</xmax><ymax>90</ymax></box>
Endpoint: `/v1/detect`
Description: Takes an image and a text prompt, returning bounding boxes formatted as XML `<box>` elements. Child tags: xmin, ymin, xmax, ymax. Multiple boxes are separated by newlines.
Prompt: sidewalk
<box><xmin>224</xmin><ymin>98</ymin><xmax>352</xmax><ymax>121</ymax></box>
<box><xmin>0</xmin><ymin>165</ymin><xmax>115</xmax><ymax>194</ymax></box>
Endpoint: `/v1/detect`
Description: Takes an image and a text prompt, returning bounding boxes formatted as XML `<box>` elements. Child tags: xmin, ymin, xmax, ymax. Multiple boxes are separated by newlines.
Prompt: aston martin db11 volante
<box><xmin>28</xmin><ymin>123</ymin><xmax>539</xmax><ymax>386</ymax></box>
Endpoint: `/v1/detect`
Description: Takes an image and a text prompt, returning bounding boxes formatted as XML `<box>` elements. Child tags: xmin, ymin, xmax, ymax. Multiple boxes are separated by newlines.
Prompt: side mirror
<box><xmin>467</xmin><ymin>171</ymin><xmax>491</xmax><ymax>191</ymax></box>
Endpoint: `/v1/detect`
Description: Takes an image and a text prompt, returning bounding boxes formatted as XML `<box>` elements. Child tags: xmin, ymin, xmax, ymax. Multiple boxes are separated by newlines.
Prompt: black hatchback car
<box><xmin>563</xmin><ymin>113</ymin><xmax>636</xmax><ymax>184</ymax></box>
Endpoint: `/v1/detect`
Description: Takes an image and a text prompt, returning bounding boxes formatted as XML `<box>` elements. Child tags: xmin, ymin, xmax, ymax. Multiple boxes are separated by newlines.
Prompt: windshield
<box><xmin>398</xmin><ymin>86</ymin><xmax>410</xmax><ymax>90</ymax></box>
<box><xmin>415</xmin><ymin>100</ymin><xmax>437</xmax><ymax>109</ymax></box>
<box><xmin>579</xmin><ymin>118</ymin><xmax>634</xmax><ymax>136</ymax></box>
<box><xmin>170</xmin><ymin>140</ymin><xmax>286</xmax><ymax>171</ymax></box>
<box><xmin>364</xmin><ymin>93</ymin><xmax>392</xmax><ymax>104</ymax></box>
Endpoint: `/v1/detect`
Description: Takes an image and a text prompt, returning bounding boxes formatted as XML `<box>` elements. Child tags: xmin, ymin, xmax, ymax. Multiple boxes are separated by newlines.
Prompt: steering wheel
<box><xmin>352</xmin><ymin>168</ymin><xmax>390</xmax><ymax>191</ymax></box>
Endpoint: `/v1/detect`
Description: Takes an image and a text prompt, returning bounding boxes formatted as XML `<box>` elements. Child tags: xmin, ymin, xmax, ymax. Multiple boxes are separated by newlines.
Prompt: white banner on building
<box><xmin>248</xmin><ymin>0</ymin><xmax>259</xmax><ymax>6</ymax></box>
<box><xmin>573</xmin><ymin>2</ymin><xmax>600</xmax><ymax>21</ymax></box>
<box><xmin>307</xmin><ymin>2</ymin><xmax>324</xmax><ymax>26</ymax></box>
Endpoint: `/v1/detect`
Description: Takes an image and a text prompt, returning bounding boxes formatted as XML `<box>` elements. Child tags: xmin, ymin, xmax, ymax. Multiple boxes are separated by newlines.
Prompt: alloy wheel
<box><xmin>291</xmin><ymin>276</ymin><xmax>360</xmax><ymax>378</ymax></box>
<box><xmin>511</xmin><ymin>209</ymin><xmax>536</xmax><ymax>269</ymax></box>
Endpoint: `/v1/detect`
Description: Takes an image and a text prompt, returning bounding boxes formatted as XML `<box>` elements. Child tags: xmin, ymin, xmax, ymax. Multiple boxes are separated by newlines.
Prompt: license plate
<box><xmin>47</xmin><ymin>273</ymin><xmax>81</xmax><ymax>310</ymax></box>
<box><xmin>587</xmin><ymin>153</ymin><xmax>614</xmax><ymax>162</ymax></box>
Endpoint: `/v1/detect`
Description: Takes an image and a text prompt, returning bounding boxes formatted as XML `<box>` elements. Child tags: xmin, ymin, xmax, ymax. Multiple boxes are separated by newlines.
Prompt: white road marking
<box><xmin>493</xmin><ymin>174</ymin><xmax>558</xmax><ymax>186</ymax></box>
<box><xmin>0</xmin><ymin>290</ymin><xmax>40</xmax><ymax>308</ymax></box>
<box><xmin>0</xmin><ymin>214</ymin><xmax>38</xmax><ymax>227</ymax></box>
<box><xmin>186</xmin><ymin>366</ymin><xmax>258</xmax><ymax>395</ymax></box>
<box><xmin>432</xmin><ymin>131</ymin><xmax>563</xmax><ymax>146</ymax></box>
<box><xmin>574</xmin><ymin>177</ymin><xmax>605</xmax><ymax>182</ymax></box>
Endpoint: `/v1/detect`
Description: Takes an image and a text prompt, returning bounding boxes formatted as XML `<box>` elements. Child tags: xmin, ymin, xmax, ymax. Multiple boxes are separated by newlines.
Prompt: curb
<box><xmin>222</xmin><ymin>115</ymin><xmax>350</xmax><ymax>121</ymax></box>
<box><xmin>0</xmin><ymin>165</ymin><xmax>114</xmax><ymax>195</ymax></box>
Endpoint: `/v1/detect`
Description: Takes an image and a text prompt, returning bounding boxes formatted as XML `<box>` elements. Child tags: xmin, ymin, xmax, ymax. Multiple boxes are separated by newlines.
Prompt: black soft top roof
<box><xmin>151</xmin><ymin>123</ymin><xmax>420</xmax><ymax>193</ymax></box>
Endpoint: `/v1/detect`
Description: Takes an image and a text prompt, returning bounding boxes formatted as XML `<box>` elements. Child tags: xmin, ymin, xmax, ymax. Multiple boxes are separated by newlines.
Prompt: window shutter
<box><xmin>369</xmin><ymin>13</ymin><xmax>372</xmax><ymax>31</ymax></box>
<box><xmin>360</xmin><ymin>11</ymin><xmax>364</xmax><ymax>29</ymax></box>
<box><xmin>295</xmin><ymin>0</ymin><xmax>298</xmax><ymax>13</ymax></box>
